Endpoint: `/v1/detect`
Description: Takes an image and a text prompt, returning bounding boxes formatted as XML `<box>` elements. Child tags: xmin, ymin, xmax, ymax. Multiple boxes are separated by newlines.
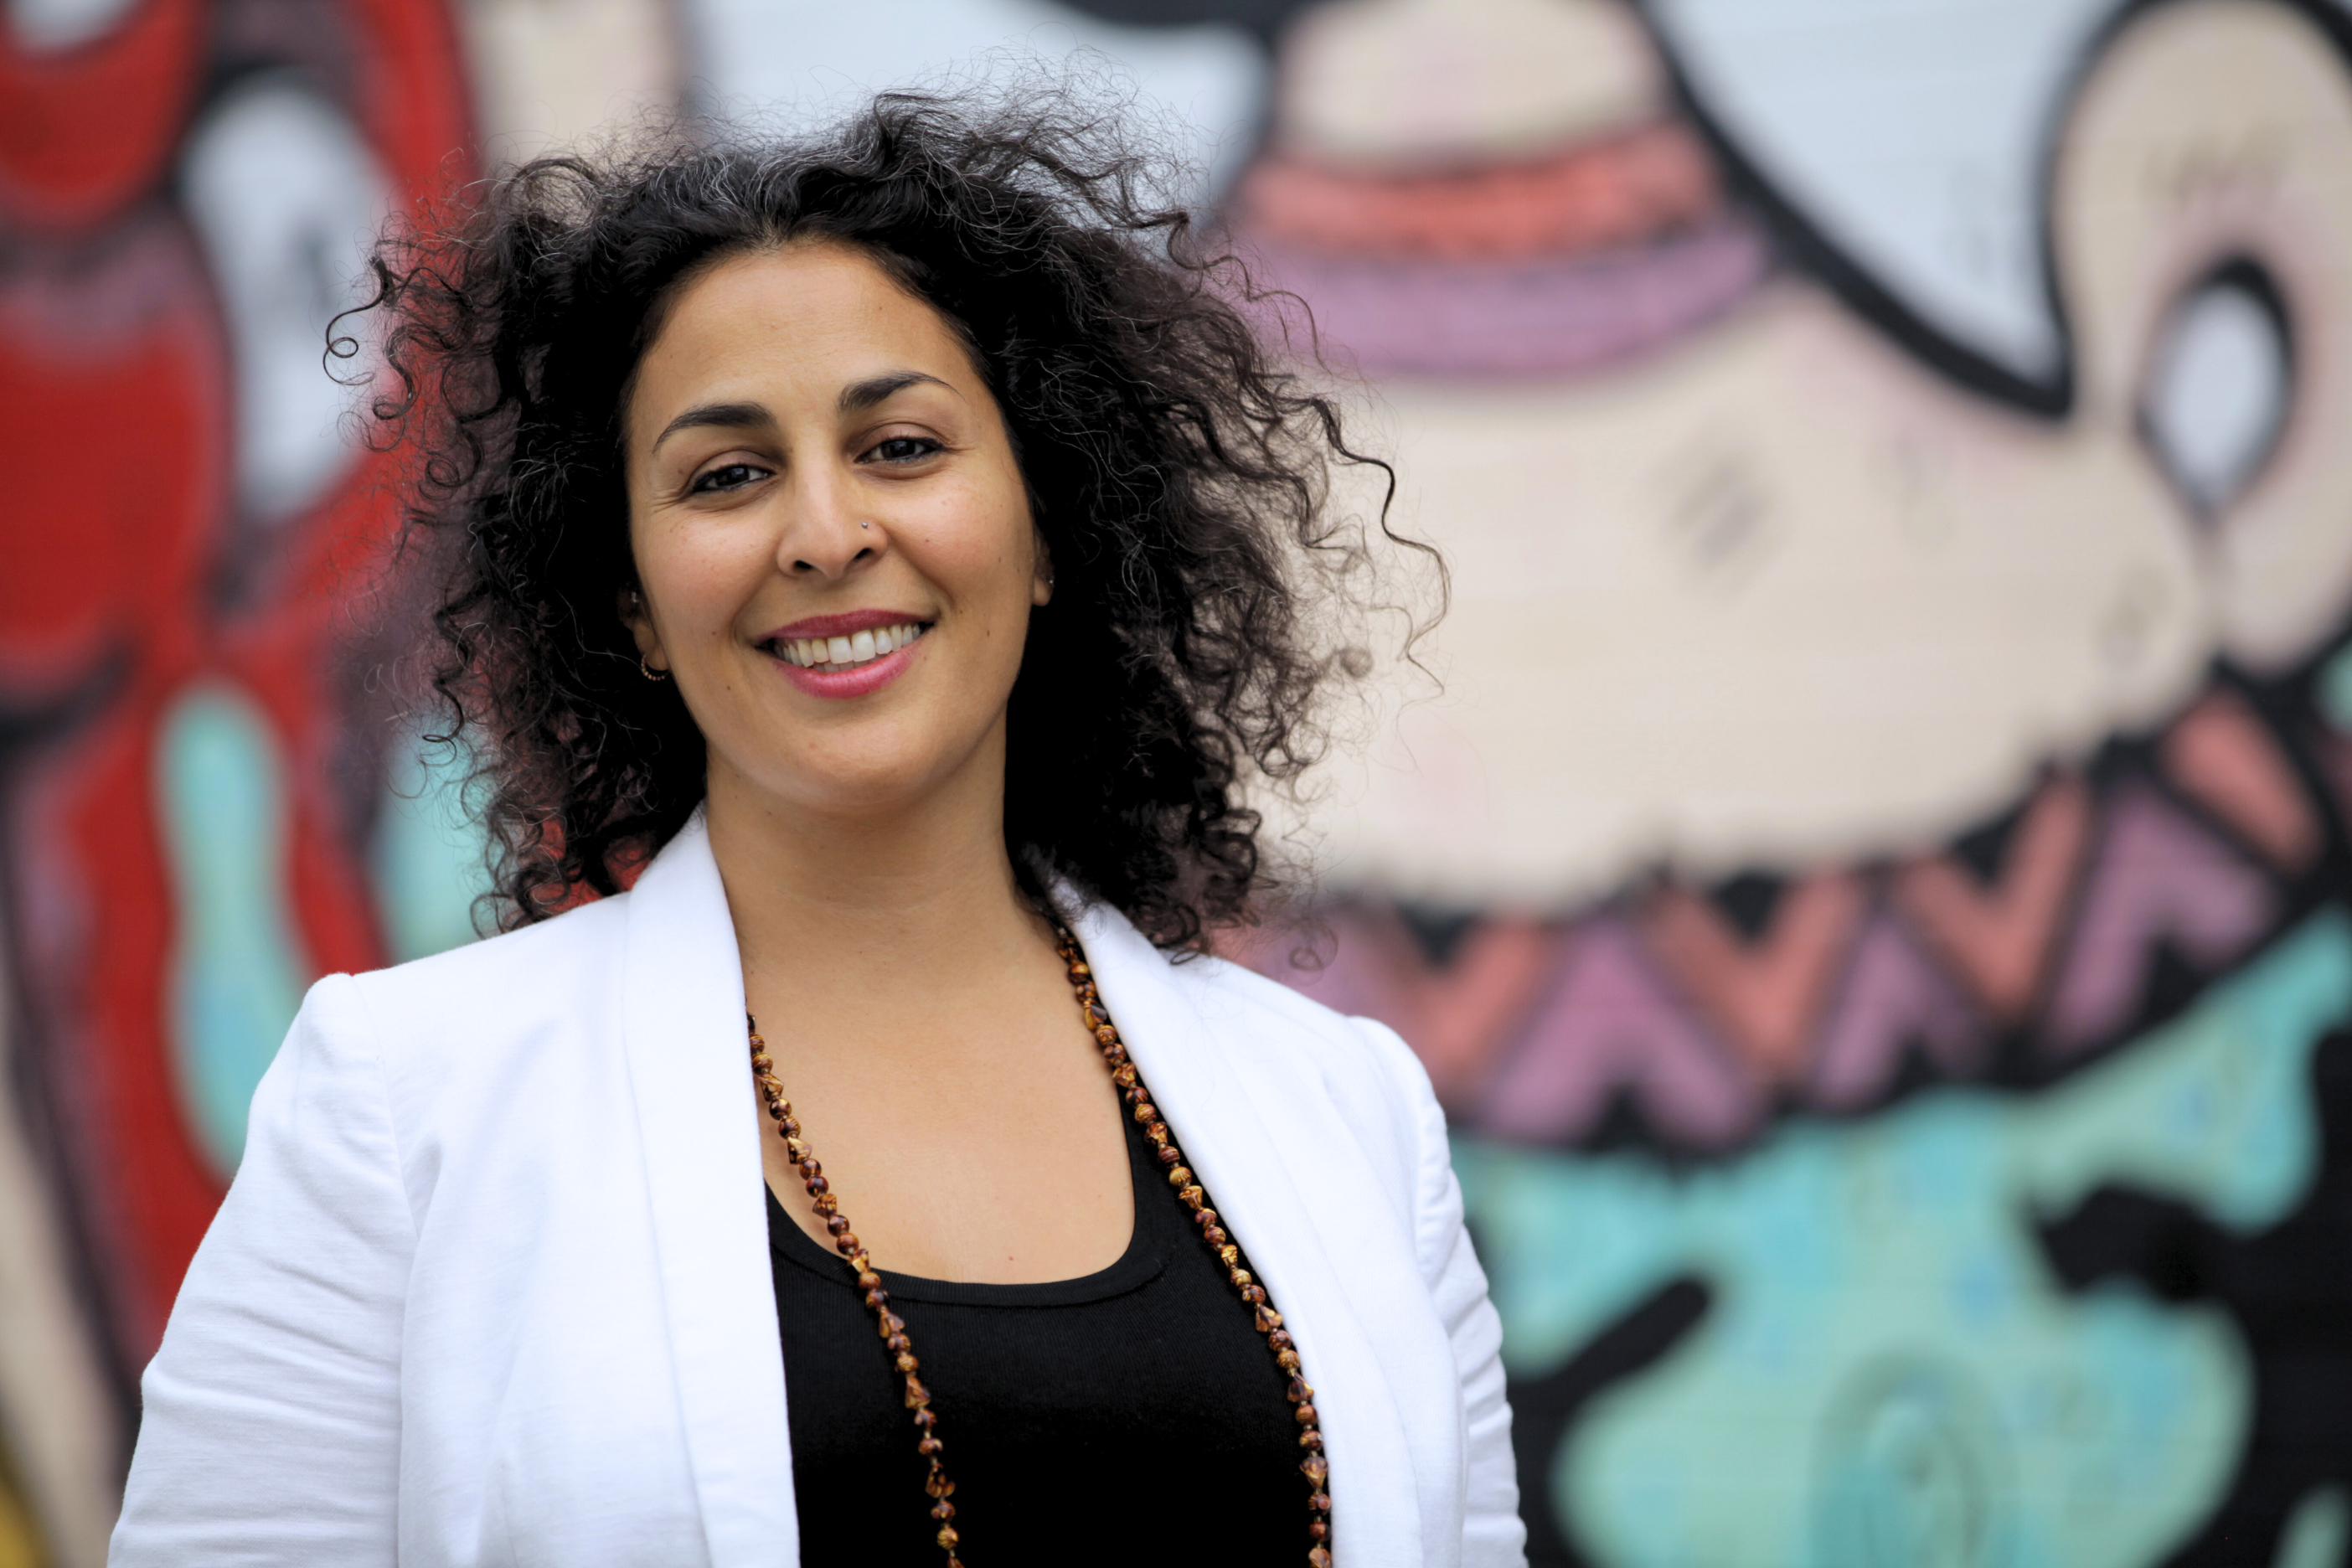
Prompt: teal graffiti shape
<box><xmin>1457</xmin><ymin>909</ymin><xmax>2351</xmax><ymax>1568</ymax></box>
<box><xmin>372</xmin><ymin>726</ymin><xmax>492</xmax><ymax>964</ymax></box>
<box><xmin>157</xmin><ymin>683</ymin><xmax>311</xmax><ymax>1176</ymax></box>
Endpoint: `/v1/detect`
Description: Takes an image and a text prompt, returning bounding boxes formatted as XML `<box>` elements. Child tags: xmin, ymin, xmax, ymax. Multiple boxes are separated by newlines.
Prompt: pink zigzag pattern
<box><xmin>1242</xmin><ymin>679</ymin><xmax>2317</xmax><ymax>1149</ymax></box>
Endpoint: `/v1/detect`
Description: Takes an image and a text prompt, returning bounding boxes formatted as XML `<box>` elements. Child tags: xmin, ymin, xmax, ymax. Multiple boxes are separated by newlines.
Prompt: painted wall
<box><xmin>0</xmin><ymin>1</ymin><xmax>2347</xmax><ymax>1565</ymax></box>
<box><xmin>1200</xmin><ymin>3</ymin><xmax>2352</xmax><ymax>1565</ymax></box>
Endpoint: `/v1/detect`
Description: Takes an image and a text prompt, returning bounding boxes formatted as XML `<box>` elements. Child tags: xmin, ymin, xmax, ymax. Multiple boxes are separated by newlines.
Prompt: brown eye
<box><xmin>690</xmin><ymin>462</ymin><xmax>769</xmax><ymax>493</ymax></box>
<box><xmin>867</xmin><ymin>436</ymin><xmax>943</xmax><ymax>465</ymax></box>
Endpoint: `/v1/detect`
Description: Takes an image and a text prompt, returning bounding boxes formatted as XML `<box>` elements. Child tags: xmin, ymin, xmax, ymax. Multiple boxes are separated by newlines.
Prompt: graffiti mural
<box><xmin>1184</xmin><ymin>0</ymin><xmax>2352</xmax><ymax>1564</ymax></box>
<box><xmin>0</xmin><ymin>0</ymin><xmax>471</xmax><ymax>1559</ymax></box>
<box><xmin>3</xmin><ymin>0</ymin><xmax>2350</xmax><ymax>1563</ymax></box>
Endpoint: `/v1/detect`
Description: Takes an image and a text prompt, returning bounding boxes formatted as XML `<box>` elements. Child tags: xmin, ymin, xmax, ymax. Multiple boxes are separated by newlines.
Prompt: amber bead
<box><xmin>1230</xmin><ymin>1268</ymin><xmax>1254</xmax><ymax>1290</ymax></box>
<box><xmin>1179</xmin><ymin>1186</ymin><xmax>1204</xmax><ymax>1209</ymax></box>
<box><xmin>797</xmin><ymin>1158</ymin><xmax>822</xmax><ymax>1180</ymax></box>
<box><xmin>1268</xmin><ymin>1329</ymin><xmax>1294</xmax><ymax>1350</ymax></box>
<box><xmin>1116</xmin><ymin>1064</ymin><xmax>1140</xmax><ymax>1088</ymax></box>
<box><xmin>919</xmin><ymin>1436</ymin><xmax>943</xmax><ymax>1457</ymax></box>
<box><xmin>1287</xmin><ymin>1377</ymin><xmax>1310</xmax><ymax>1402</ymax></box>
<box><xmin>813</xmin><ymin>1194</ymin><xmax>839</xmax><ymax>1216</ymax></box>
<box><xmin>887</xmin><ymin>1333</ymin><xmax>911</xmax><ymax>1354</ymax></box>
<box><xmin>936</xmin><ymin>1526</ymin><xmax>960</xmax><ymax>1550</ymax></box>
<box><xmin>904</xmin><ymin>1376</ymin><xmax>931</xmax><ymax>1409</ymax></box>
<box><xmin>1302</xmin><ymin>1457</ymin><xmax>1329</xmax><ymax>1483</ymax></box>
<box><xmin>879</xmin><ymin>1312</ymin><xmax>906</xmax><ymax>1335</ymax></box>
<box><xmin>912</xmin><ymin>1408</ymin><xmax>937</xmax><ymax>1430</ymax></box>
<box><xmin>1102</xmin><ymin>1044</ymin><xmax>1127</xmax><ymax>1065</ymax></box>
<box><xmin>926</xmin><ymin>1469</ymin><xmax>954</xmax><ymax>1499</ymax></box>
<box><xmin>1215</xmin><ymin>1243</ymin><xmax>1238</xmax><ymax>1264</ymax></box>
<box><xmin>1309</xmin><ymin>1548</ymin><xmax>1333</xmax><ymax>1568</ymax></box>
<box><xmin>895</xmin><ymin>1352</ymin><xmax>919</xmax><ymax>1373</ymax></box>
<box><xmin>1296</xmin><ymin>1404</ymin><xmax>1318</xmax><ymax>1426</ymax></box>
<box><xmin>864</xmin><ymin>1289</ymin><xmax>890</xmax><ymax>1311</ymax></box>
<box><xmin>750</xmin><ymin>1053</ymin><xmax>772</xmax><ymax>1072</ymax></box>
<box><xmin>806</xmin><ymin>1175</ymin><xmax>829</xmax><ymax>1195</ymax></box>
<box><xmin>1256</xmin><ymin>1306</ymin><xmax>1284</xmax><ymax>1333</ymax></box>
<box><xmin>1156</xmin><ymin>1145</ymin><xmax>1182</xmax><ymax>1166</ymax></box>
<box><xmin>833</xmin><ymin>1233</ymin><xmax>860</xmax><ymax>1256</ymax></box>
<box><xmin>1300</xmin><ymin>1431</ymin><xmax>1323</xmax><ymax>1451</ymax></box>
<box><xmin>1309</xmin><ymin>1520</ymin><xmax>1329</xmax><ymax>1541</ymax></box>
<box><xmin>856</xmin><ymin>1271</ymin><xmax>882</xmax><ymax>1291</ymax></box>
<box><xmin>1310</xmin><ymin>1492</ymin><xmax>1332</xmax><ymax>1513</ymax></box>
<box><xmin>826</xmin><ymin>1215</ymin><xmax>852</xmax><ymax>1235</ymax></box>
<box><xmin>1243</xmin><ymin>1284</ymin><xmax>1268</xmax><ymax>1305</ymax></box>
<box><xmin>931</xmin><ymin>1501</ymin><xmax>957</xmax><ymax>1521</ymax></box>
<box><xmin>1193</xmin><ymin>1207</ymin><xmax>1217</xmax><ymax>1228</ymax></box>
<box><xmin>1277</xmin><ymin>1350</ymin><xmax>1302</xmax><ymax>1372</ymax></box>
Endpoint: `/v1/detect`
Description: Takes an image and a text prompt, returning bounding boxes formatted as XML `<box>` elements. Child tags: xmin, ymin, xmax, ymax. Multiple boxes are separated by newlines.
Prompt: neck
<box><xmin>701</xmin><ymin>730</ymin><xmax>1048</xmax><ymax>1005</ymax></box>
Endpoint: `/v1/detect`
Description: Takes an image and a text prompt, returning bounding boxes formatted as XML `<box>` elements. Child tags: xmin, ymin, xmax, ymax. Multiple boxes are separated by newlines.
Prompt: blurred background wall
<box><xmin>3</xmin><ymin>0</ymin><xmax>2349</xmax><ymax>1564</ymax></box>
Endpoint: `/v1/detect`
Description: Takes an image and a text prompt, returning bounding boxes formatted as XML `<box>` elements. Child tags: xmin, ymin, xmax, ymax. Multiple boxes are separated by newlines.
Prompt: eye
<box><xmin>689</xmin><ymin>462</ymin><xmax>770</xmax><ymax>494</ymax></box>
<box><xmin>864</xmin><ymin>436</ymin><xmax>944</xmax><ymax>466</ymax></box>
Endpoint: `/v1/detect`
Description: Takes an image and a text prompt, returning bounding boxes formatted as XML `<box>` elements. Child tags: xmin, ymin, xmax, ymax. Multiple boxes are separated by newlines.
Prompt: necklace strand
<box><xmin>747</xmin><ymin>922</ymin><xmax>1335</xmax><ymax>1566</ymax></box>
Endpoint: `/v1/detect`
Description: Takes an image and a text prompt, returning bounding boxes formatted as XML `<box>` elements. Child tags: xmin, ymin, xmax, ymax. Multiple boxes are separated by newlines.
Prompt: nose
<box><xmin>776</xmin><ymin>466</ymin><xmax>882</xmax><ymax>580</ymax></box>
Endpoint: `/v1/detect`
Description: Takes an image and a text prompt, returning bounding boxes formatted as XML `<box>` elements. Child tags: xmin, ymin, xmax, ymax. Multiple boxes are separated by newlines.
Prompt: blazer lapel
<box><xmin>1072</xmin><ymin>903</ymin><xmax>1428</xmax><ymax>1565</ymax></box>
<box><xmin>620</xmin><ymin>813</ymin><xmax>797</xmax><ymax>1566</ymax></box>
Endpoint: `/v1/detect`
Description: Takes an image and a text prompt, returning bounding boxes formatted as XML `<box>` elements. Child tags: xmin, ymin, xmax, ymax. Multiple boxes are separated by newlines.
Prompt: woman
<box><xmin>111</xmin><ymin>94</ymin><xmax>1522</xmax><ymax>1567</ymax></box>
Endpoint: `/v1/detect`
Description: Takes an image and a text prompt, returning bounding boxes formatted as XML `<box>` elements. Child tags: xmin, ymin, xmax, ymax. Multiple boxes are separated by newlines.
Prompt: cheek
<box><xmin>929</xmin><ymin>472</ymin><xmax>1037</xmax><ymax>605</ymax></box>
<box><xmin>635</xmin><ymin>520</ymin><xmax>766</xmax><ymax>641</ymax></box>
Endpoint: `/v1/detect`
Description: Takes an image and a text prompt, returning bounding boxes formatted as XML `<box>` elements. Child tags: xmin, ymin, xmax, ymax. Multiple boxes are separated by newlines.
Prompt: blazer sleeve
<box><xmin>111</xmin><ymin>973</ymin><xmax>412</xmax><ymax>1566</ymax></box>
<box><xmin>1355</xmin><ymin>1017</ymin><xmax>1528</xmax><ymax>1568</ymax></box>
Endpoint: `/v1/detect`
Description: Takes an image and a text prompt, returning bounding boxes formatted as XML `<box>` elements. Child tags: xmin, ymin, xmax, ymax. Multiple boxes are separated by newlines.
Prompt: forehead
<box><xmin>631</xmin><ymin>241</ymin><xmax>972</xmax><ymax>412</ymax></box>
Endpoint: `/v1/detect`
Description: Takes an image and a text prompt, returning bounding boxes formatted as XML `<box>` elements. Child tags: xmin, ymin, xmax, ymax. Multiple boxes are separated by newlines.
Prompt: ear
<box><xmin>618</xmin><ymin>585</ymin><xmax>668</xmax><ymax>673</ymax></box>
<box><xmin>1030</xmin><ymin>534</ymin><xmax>1055</xmax><ymax>608</ymax></box>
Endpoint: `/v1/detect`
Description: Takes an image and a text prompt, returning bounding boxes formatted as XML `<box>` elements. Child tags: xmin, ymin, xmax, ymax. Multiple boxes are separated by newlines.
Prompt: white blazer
<box><xmin>111</xmin><ymin>814</ymin><xmax>1524</xmax><ymax>1566</ymax></box>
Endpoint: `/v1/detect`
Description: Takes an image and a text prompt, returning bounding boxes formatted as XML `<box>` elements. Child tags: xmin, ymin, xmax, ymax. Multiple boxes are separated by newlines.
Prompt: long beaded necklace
<box><xmin>747</xmin><ymin>921</ymin><xmax>1335</xmax><ymax>1566</ymax></box>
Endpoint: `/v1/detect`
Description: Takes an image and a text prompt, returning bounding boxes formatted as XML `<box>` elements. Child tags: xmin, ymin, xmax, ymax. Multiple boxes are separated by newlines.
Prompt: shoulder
<box><xmin>336</xmin><ymin>892</ymin><xmax>632</xmax><ymax>1067</ymax></box>
<box><xmin>1073</xmin><ymin>900</ymin><xmax>1438</xmax><ymax>1123</ymax></box>
<box><xmin>1168</xmin><ymin>950</ymin><xmax>1420</xmax><ymax>1077</ymax></box>
<box><xmin>1158</xmin><ymin>947</ymin><xmax>1442</xmax><ymax>1163</ymax></box>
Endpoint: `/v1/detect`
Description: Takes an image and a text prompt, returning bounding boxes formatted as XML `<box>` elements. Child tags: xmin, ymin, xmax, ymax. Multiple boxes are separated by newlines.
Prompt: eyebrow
<box><xmin>649</xmin><ymin>400</ymin><xmax>770</xmax><ymax>455</ymax></box>
<box><xmin>647</xmin><ymin>374</ymin><xmax>959</xmax><ymax>456</ymax></box>
<box><xmin>838</xmin><ymin>370</ymin><xmax>956</xmax><ymax>415</ymax></box>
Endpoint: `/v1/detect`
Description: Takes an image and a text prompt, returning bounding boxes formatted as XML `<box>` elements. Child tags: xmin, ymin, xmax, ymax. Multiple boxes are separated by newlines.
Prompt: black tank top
<box><xmin>766</xmin><ymin>1100</ymin><xmax>1306</xmax><ymax>1564</ymax></box>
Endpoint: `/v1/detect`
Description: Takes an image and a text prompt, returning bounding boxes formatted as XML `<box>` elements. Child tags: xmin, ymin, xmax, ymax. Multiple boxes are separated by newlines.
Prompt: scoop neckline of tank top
<box><xmin>764</xmin><ymin>1129</ymin><xmax>1174</xmax><ymax>1308</ymax></box>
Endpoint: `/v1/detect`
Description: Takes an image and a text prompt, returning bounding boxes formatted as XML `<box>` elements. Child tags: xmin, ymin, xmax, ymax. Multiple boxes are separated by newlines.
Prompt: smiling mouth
<box><xmin>769</xmin><ymin>621</ymin><xmax>929</xmax><ymax>671</ymax></box>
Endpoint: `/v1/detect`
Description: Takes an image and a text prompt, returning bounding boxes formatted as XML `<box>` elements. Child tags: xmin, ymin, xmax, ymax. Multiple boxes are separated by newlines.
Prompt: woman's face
<box><xmin>622</xmin><ymin>242</ymin><xmax>1046</xmax><ymax>824</ymax></box>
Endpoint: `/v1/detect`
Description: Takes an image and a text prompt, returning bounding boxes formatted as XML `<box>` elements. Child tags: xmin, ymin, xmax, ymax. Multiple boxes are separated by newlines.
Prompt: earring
<box><xmin>640</xmin><ymin>655</ymin><xmax>668</xmax><ymax>683</ymax></box>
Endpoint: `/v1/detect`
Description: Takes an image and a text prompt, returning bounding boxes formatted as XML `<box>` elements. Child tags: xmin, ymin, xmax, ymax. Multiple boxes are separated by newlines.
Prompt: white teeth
<box><xmin>779</xmin><ymin>622</ymin><xmax>925</xmax><ymax>670</ymax></box>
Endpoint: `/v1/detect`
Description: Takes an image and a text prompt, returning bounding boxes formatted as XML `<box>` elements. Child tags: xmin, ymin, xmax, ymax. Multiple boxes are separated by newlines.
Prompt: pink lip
<box><xmin>776</xmin><ymin>643</ymin><xmax>916</xmax><ymax>699</ymax></box>
<box><xmin>763</xmin><ymin>607</ymin><xmax>929</xmax><ymax>642</ymax></box>
<box><xmin>763</xmin><ymin>617</ymin><xmax>927</xmax><ymax>701</ymax></box>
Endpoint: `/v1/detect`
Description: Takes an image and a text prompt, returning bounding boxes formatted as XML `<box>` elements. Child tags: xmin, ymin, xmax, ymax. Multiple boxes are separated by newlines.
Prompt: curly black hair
<box><xmin>354</xmin><ymin>88</ymin><xmax>1421</xmax><ymax>950</ymax></box>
